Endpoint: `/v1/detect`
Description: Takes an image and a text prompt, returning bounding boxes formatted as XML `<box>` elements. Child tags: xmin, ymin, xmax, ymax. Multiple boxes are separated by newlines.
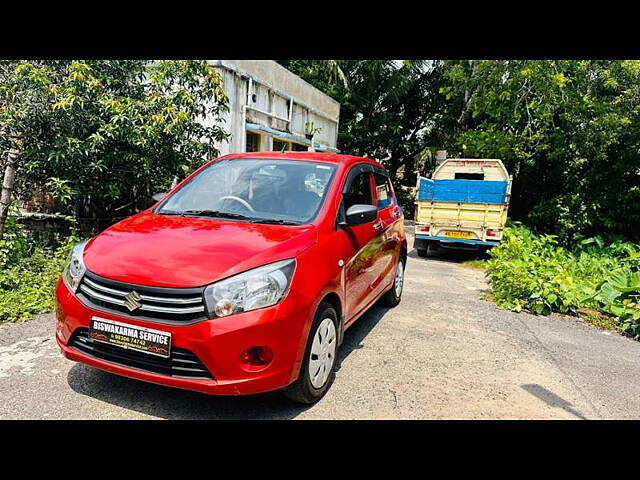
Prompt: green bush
<box><xmin>485</xmin><ymin>224</ymin><xmax>640</xmax><ymax>339</ymax></box>
<box><xmin>0</xmin><ymin>217</ymin><xmax>31</xmax><ymax>267</ymax></box>
<box><xmin>0</xmin><ymin>219</ymin><xmax>77</xmax><ymax>323</ymax></box>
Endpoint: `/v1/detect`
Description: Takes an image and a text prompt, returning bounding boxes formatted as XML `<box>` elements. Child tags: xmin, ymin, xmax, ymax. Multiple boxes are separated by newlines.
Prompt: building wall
<box><xmin>209</xmin><ymin>60</ymin><xmax>340</xmax><ymax>155</ymax></box>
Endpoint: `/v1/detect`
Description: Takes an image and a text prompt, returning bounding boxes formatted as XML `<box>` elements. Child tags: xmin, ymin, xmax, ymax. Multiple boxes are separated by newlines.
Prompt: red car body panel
<box><xmin>83</xmin><ymin>214</ymin><xmax>318</xmax><ymax>288</ymax></box>
<box><xmin>55</xmin><ymin>152</ymin><xmax>406</xmax><ymax>396</ymax></box>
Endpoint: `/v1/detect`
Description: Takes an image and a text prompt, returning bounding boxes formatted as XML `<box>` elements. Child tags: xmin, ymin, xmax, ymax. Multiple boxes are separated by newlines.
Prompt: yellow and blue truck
<box><xmin>413</xmin><ymin>158</ymin><xmax>512</xmax><ymax>256</ymax></box>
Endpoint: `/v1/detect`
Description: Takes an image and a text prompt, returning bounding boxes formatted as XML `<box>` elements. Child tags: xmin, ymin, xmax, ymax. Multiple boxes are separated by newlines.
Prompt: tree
<box><xmin>0</xmin><ymin>60</ymin><xmax>57</xmax><ymax>239</ymax></box>
<box><xmin>279</xmin><ymin>60</ymin><xmax>443</xmax><ymax>185</ymax></box>
<box><xmin>282</xmin><ymin>60</ymin><xmax>640</xmax><ymax>240</ymax></box>
<box><xmin>0</xmin><ymin>60</ymin><xmax>229</xmax><ymax>239</ymax></box>
<box><xmin>433</xmin><ymin>60</ymin><xmax>640</xmax><ymax>241</ymax></box>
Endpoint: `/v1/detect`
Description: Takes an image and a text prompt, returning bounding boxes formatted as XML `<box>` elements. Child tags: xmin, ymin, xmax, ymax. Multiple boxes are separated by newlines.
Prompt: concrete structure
<box><xmin>208</xmin><ymin>60</ymin><xmax>340</xmax><ymax>155</ymax></box>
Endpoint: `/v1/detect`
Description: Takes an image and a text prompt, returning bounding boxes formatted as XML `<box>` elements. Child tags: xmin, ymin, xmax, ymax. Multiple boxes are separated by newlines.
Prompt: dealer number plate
<box><xmin>88</xmin><ymin>317</ymin><xmax>171</xmax><ymax>358</ymax></box>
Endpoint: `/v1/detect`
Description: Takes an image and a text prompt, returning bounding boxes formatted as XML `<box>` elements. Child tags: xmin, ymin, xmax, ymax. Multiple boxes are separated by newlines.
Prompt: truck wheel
<box><xmin>417</xmin><ymin>248</ymin><xmax>427</xmax><ymax>257</ymax></box>
<box><xmin>283</xmin><ymin>302</ymin><xmax>338</xmax><ymax>404</ymax></box>
<box><xmin>380</xmin><ymin>258</ymin><xmax>405</xmax><ymax>307</ymax></box>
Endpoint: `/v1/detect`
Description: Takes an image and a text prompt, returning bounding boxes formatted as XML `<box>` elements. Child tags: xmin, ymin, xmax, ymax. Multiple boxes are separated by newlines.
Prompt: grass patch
<box><xmin>577</xmin><ymin>308</ymin><xmax>618</xmax><ymax>331</ymax></box>
<box><xmin>462</xmin><ymin>259</ymin><xmax>487</xmax><ymax>270</ymax></box>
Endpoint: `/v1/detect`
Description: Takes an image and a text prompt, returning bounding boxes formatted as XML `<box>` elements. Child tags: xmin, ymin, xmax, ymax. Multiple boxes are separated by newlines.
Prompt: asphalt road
<box><xmin>2</xmin><ymin>235</ymin><xmax>640</xmax><ymax>419</ymax></box>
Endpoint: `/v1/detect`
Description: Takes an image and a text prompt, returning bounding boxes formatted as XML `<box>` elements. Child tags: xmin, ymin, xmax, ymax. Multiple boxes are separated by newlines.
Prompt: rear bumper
<box><xmin>55</xmin><ymin>277</ymin><xmax>311</xmax><ymax>396</ymax></box>
<box><xmin>414</xmin><ymin>234</ymin><xmax>500</xmax><ymax>247</ymax></box>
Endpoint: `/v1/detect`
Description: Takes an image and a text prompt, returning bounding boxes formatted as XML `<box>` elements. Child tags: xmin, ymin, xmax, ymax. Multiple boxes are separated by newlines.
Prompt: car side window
<box><xmin>343</xmin><ymin>172</ymin><xmax>374</xmax><ymax>210</ymax></box>
<box><xmin>373</xmin><ymin>172</ymin><xmax>393</xmax><ymax>209</ymax></box>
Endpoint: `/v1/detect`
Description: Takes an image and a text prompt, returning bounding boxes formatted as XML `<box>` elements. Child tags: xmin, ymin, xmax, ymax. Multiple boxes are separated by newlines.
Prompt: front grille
<box><xmin>69</xmin><ymin>328</ymin><xmax>214</xmax><ymax>380</ymax></box>
<box><xmin>77</xmin><ymin>271</ymin><xmax>207</xmax><ymax>323</ymax></box>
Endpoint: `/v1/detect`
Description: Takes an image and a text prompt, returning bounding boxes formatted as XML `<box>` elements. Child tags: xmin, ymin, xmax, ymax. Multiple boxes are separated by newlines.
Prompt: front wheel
<box><xmin>283</xmin><ymin>303</ymin><xmax>338</xmax><ymax>404</ymax></box>
<box><xmin>379</xmin><ymin>257</ymin><xmax>405</xmax><ymax>307</ymax></box>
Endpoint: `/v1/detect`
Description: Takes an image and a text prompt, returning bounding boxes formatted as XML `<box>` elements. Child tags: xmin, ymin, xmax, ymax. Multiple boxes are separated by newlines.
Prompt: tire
<box><xmin>379</xmin><ymin>257</ymin><xmax>405</xmax><ymax>307</ymax></box>
<box><xmin>417</xmin><ymin>248</ymin><xmax>427</xmax><ymax>257</ymax></box>
<box><xmin>283</xmin><ymin>302</ymin><xmax>338</xmax><ymax>404</ymax></box>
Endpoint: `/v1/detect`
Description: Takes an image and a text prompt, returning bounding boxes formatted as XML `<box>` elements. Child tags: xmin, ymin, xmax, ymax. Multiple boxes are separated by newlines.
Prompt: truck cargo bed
<box><xmin>413</xmin><ymin>159</ymin><xmax>512</xmax><ymax>249</ymax></box>
<box><xmin>415</xmin><ymin>201</ymin><xmax>507</xmax><ymax>230</ymax></box>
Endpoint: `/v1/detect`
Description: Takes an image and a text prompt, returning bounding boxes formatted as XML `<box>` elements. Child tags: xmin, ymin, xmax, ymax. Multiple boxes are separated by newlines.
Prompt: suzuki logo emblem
<box><xmin>124</xmin><ymin>290</ymin><xmax>142</xmax><ymax>312</ymax></box>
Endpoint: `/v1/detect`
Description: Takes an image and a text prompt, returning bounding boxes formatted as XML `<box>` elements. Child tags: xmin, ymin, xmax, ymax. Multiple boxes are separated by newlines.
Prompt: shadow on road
<box><xmin>335</xmin><ymin>304</ymin><xmax>391</xmax><ymax>372</ymax></box>
<box><xmin>67</xmin><ymin>363</ymin><xmax>311</xmax><ymax>419</ymax></box>
<box><xmin>66</xmin><ymin>304</ymin><xmax>392</xmax><ymax>419</ymax></box>
<box><xmin>521</xmin><ymin>383</ymin><xmax>588</xmax><ymax>419</ymax></box>
<box><xmin>407</xmin><ymin>246</ymin><xmax>488</xmax><ymax>265</ymax></box>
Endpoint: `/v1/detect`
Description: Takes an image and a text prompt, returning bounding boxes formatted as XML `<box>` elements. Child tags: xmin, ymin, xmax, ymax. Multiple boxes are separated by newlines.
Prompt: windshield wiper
<box><xmin>159</xmin><ymin>209</ymin><xmax>299</xmax><ymax>224</ymax></box>
<box><xmin>250</xmin><ymin>218</ymin><xmax>301</xmax><ymax>225</ymax></box>
<box><xmin>157</xmin><ymin>210</ymin><xmax>186</xmax><ymax>216</ymax></box>
<box><xmin>180</xmin><ymin>210</ymin><xmax>254</xmax><ymax>220</ymax></box>
<box><xmin>159</xmin><ymin>209</ymin><xmax>253</xmax><ymax>220</ymax></box>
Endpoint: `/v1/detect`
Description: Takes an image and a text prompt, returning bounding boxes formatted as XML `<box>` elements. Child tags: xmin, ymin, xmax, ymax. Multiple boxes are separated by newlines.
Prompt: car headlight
<box><xmin>63</xmin><ymin>240</ymin><xmax>89</xmax><ymax>292</ymax></box>
<box><xmin>204</xmin><ymin>259</ymin><xmax>296</xmax><ymax>317</ymax></box>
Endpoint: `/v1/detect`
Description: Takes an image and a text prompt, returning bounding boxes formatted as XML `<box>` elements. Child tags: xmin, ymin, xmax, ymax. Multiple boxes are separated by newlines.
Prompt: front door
<box><xmin>338</xmin><ymin>167</ymin><xmax>384</xmax><ymax>321</ymax></box>
<box><xmin>369</xmin><ymin>171</ymin><xmax>402</xmax><ymax>296</ymax></box>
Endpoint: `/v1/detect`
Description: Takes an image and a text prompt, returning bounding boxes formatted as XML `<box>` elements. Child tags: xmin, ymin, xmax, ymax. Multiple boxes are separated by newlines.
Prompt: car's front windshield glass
<box><xmin>156</xmin><ymin>159</ymin><xmax>337</xmax><ymax>225</ymax></box>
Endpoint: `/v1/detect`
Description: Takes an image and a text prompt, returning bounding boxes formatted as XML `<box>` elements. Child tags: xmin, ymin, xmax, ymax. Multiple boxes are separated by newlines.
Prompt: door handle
<box><xmin>373</xmin><ymin>220</ymin><xmax>384</xmax><ymax>230</ymax></box>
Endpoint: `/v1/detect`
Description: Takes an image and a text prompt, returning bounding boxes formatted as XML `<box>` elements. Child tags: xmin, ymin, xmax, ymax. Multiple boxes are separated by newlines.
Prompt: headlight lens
<box><xmin>63</xmin><ymin>240</ymin><xmax>89</xmax><ymax>292</ymax></box>
<box><xmin>204</xmin><ymin>259</ymin><xmax>296</xmax><ymax>317</ymax></box>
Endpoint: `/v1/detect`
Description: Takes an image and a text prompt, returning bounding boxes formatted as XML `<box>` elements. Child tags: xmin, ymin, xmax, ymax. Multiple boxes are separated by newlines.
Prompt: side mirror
<box><xmin>344</xmin><ymin>204</ymin><xmax>378</xmax><ymax>226</ymax></box>
<box><xmin>152</xmin><ymin>192</ymin><xmax>167</xmax><ymax>202</ymax></box>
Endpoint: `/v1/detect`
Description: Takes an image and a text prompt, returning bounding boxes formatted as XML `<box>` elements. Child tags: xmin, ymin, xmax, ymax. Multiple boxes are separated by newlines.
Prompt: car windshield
<box><xmin>156</xmin><ymin>159</ymin><xmax>337</xmax><ymax>225</ymax></box>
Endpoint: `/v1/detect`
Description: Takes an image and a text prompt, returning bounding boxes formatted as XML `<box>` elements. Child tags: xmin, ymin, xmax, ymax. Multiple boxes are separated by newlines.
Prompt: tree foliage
<box><xmin>2</xmin><ymin>59</ymin><xmax>639</xmax><ymax>242</ymax></box>
<box><xmin>486</xmin><ymin>224</ymin><xmax>640</xmax><ymax>338</ymax></box>
<box><xmin>433</xmin><ymin>60</ymin><xmax>640</xmax><ymax>241</ymax></box>
<box><xmin>281</xmin><ymin>60</ymin><xmax>640</xmax><ymax>241</ymax></box>
<box><xmin>0</xmin><ymin>60</ymin><xmax>229</xmax><ymax>234</ymax></box>
<box><xmin>279</xmin><ymin>60</ymin><xmax>443</xmax><ymax>185</ymax></box>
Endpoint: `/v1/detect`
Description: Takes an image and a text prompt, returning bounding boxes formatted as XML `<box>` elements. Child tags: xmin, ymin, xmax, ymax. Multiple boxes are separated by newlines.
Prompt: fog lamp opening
<box><xmin>240</xmin><ymin>346</ymin><xmax>274</xmax><ymax>367</ymax></box>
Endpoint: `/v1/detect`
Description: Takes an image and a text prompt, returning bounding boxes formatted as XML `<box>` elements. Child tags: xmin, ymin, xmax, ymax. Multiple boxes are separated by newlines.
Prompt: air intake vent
<box><xmin>69</xmin><ymin>328</ymin><xmax>214</xmax><ymax>380</ymax></box>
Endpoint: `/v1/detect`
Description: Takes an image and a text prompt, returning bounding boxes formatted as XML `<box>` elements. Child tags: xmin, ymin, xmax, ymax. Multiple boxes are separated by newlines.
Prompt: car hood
<box><xmin>83</xmin><ymin>212</ymin><xmax>317</xmax><ymax>288</ymax></box>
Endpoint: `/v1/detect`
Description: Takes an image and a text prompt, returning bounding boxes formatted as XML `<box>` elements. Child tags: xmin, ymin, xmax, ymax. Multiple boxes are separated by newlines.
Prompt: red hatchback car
<box><xmin>55</xmin><ymin>152</ymin><xmax>406</xmax><ymax>403</ymax></box>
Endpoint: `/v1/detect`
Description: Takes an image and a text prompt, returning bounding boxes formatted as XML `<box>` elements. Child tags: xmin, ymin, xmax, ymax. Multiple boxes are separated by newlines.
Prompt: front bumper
<box><xmin>55</xmin><ymin>277</ymin><xmax>311</xmax><ymax>396</ymax></box>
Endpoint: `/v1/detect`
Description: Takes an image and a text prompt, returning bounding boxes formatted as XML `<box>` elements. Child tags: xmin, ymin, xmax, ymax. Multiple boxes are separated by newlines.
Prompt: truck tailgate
<box><xmin>416</xmin><ymin>201</ymin><xmax>507</xmax><ymax>230</ymax></box>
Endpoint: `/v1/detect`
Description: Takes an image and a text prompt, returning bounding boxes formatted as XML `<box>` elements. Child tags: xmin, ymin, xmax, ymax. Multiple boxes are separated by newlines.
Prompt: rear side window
<box><xmin>373</xmin><ymin>172</ymin><xmax>393</xmax><ymax>208</ymax></box>
<box><xmin>344</xmin><ymin>172</ymin><xmax>374</xmax><ymax>210</ymax></box>
<box><xmin>455</xmin><ymin>172</ymin><xmax>484</xmax><ymax>180</ymax></box>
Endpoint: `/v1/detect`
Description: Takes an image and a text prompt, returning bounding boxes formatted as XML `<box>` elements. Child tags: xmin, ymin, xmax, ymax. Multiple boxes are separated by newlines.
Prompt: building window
<box><xmin>246</xmin><ymin>132</ymin><xmax>261</xmax><ymax>152</ymax></box>
<box><xmin>291</xmin><ymin>142</ymin><xmax>308</xmax><ymax>151</ymax></box>
<box><xmin>273</xmin><ymin>139</ymin><xmax>291</xmax><ymax>152</ymax></box>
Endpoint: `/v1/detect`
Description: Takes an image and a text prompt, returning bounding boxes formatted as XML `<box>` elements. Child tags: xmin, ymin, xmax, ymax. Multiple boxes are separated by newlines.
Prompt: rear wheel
<box><xmin>380</xmin><ymin>258</ymin><xmax>405</xmax><ymax>307</ymax></box>
<box><xmin>417</xmin><ymin>248</ymin><xmax>427</xmax><ymax>257</ymax></box>
<box><xmin>283</xmin><ymin>303</ymin><xmax>338</xmax><ymax>404</ymax></box>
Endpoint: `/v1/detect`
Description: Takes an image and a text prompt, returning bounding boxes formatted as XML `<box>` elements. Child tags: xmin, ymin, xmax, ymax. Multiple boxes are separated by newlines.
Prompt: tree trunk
<box><xmin>457</xmin><ymin>60</ymin><xmax>479</xmax><ymax>131</ymax></box>
<box><xmin>0</xmin><ymin>146</ymin><xmax>19</xmax><ymax>241</ymax></box>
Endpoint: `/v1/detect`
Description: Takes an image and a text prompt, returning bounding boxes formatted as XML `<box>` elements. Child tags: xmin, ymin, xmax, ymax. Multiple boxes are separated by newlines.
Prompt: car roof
<box><xmin>218</xmin><ymin>151</ymin><xmax>385</xmax><ymax>170</ymax></box>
